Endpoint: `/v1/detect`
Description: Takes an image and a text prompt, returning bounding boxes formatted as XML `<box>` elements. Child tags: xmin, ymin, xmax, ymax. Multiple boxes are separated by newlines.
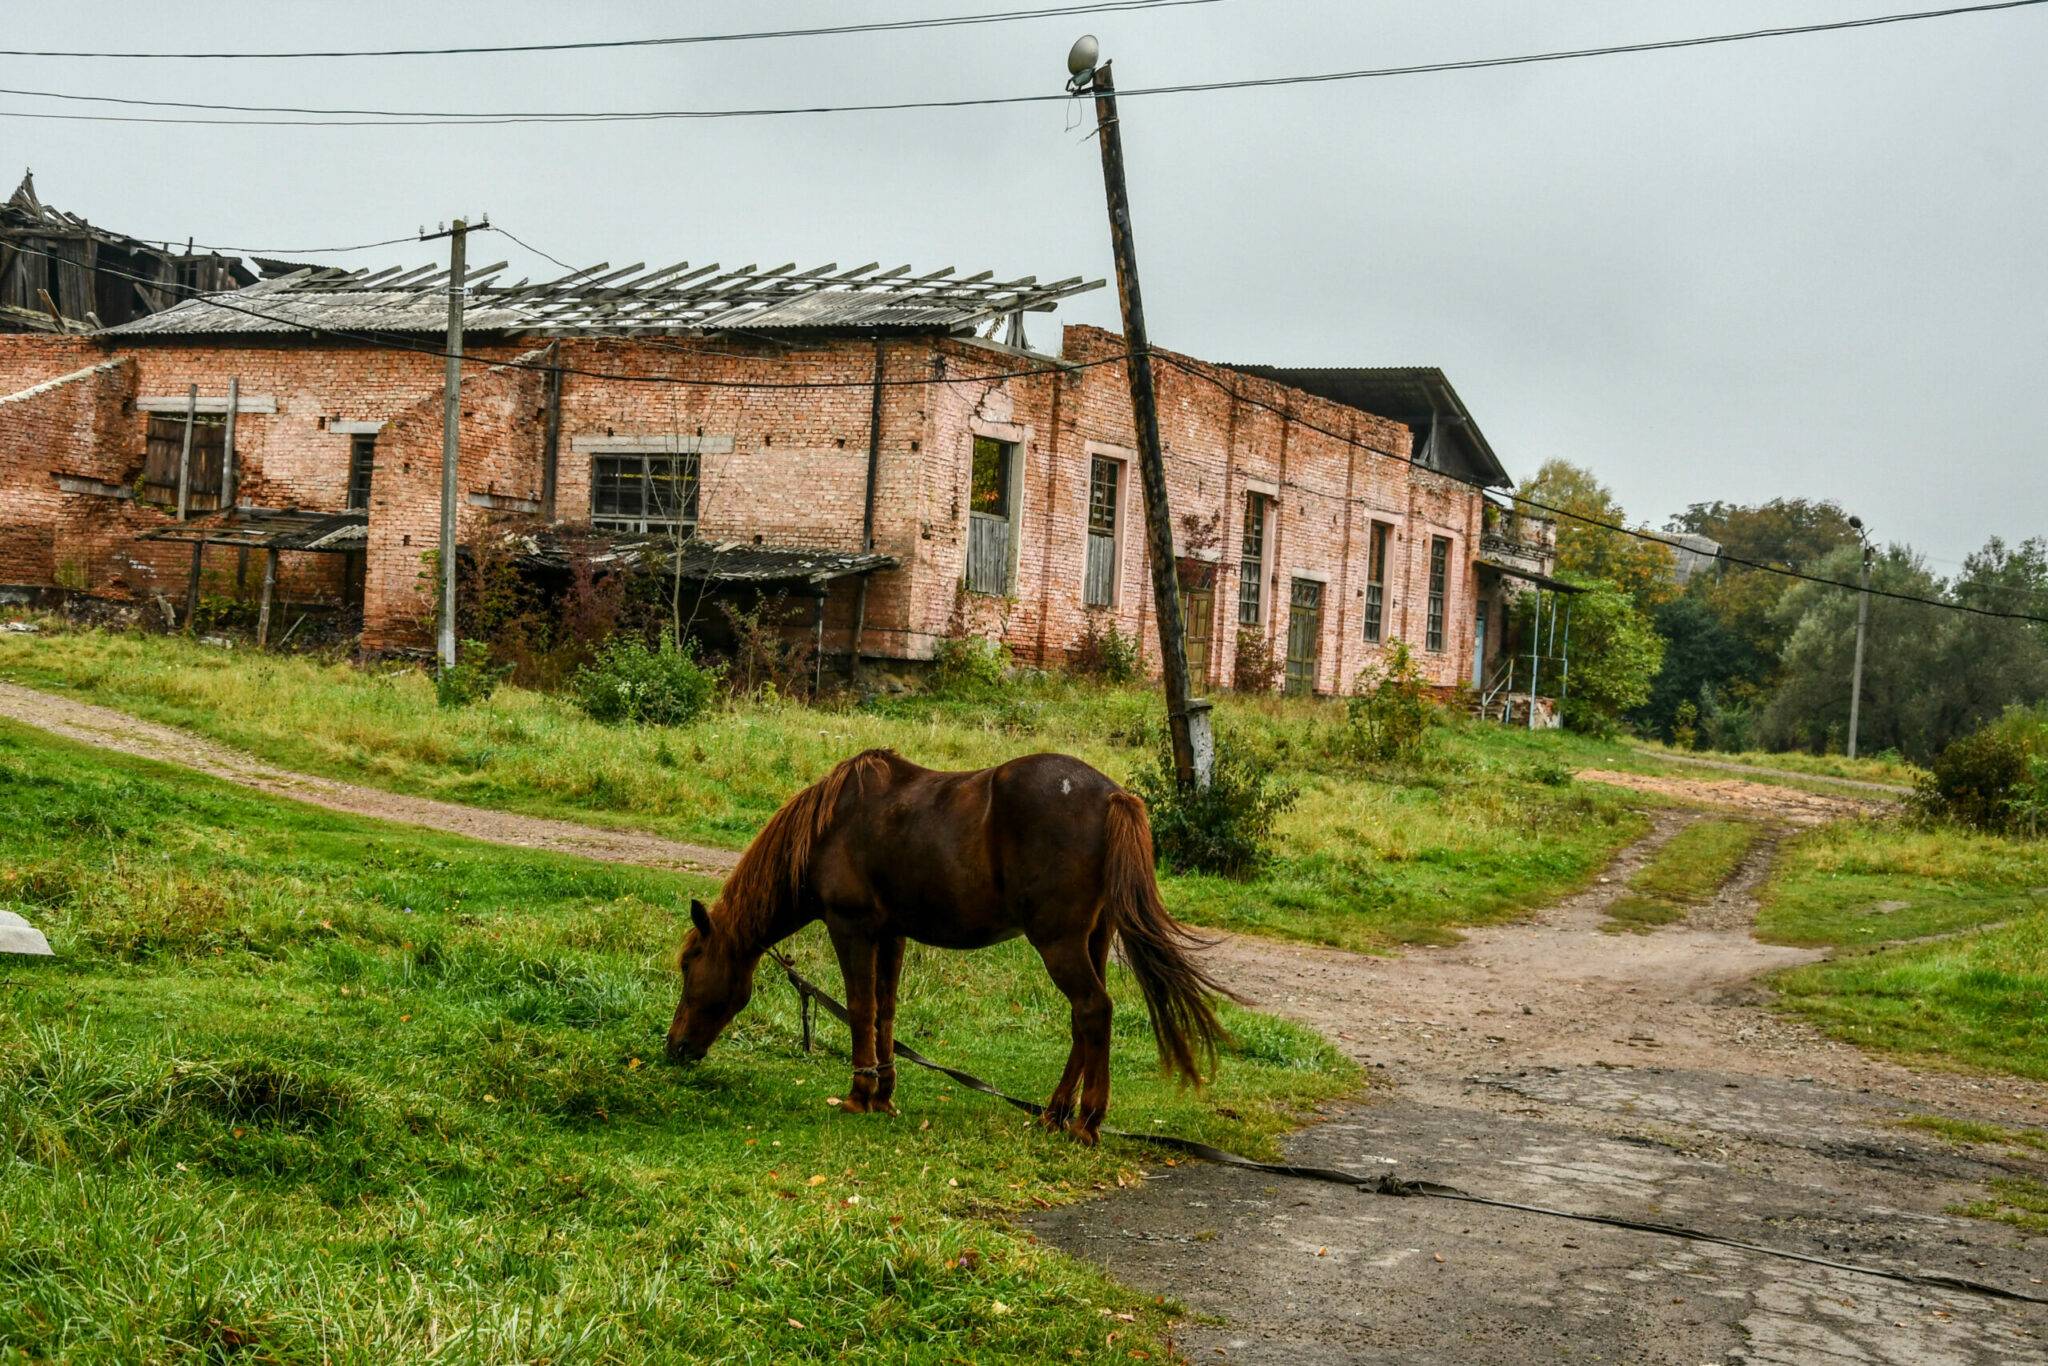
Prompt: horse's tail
<box><xmin>1101</xmin><ymin>791</ymin><xmax>1242</xmax><ymax>1085</ymax></box>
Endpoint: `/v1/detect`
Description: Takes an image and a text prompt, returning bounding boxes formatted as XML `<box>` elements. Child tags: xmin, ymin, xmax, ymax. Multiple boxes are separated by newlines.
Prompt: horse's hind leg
<box><xmin>825</xmin><ymin>923</ymin><xmax>882</xmax><ymax>1114</ymax></box>
<box><xmin>1033</xmin><ymin>929</ymin><xmax>1113</xmax><ymax>1146</ymax></box>
<box><xmin>870</xmin><ymin>936</ymin><xmax>906</xmax><ymax>1115</ymax></box>
<box><xmin>1038</xmin><ymin>920</ymin><xmax>1111</xmax><ymax>1134</ymax></box>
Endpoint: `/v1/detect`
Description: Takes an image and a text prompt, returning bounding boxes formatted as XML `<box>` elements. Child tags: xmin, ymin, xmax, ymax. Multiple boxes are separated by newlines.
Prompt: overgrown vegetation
<box><xmin>1130</xmin><ymin>735</ymin><xmax>1299</xmax><ymax>877</ymax></box>
<box><xmin>570</xmin><ymin>636</ymin><xmax>723</xmax><ymax>727</ymax></box>
<box><xmin>0</xmin><ymin>629</ymin><xmax>1656</xmax><ymax>953</ymax></box>
<box><xmin>1912</xmin><ymin>705</ymin><xmax>2048</xmax><ymax>836</ymax></box>
<box><xmin>929</xmin><ymin>632</ymin><xmax>1013</xmax><ymax>697</ymax></box>
<box><xmin>1342</xmin><ymin>642</ymin><xmax>1437</xmax><ymax>764</ymax></box>
<box><xmin>0</xmin><ymin>724</ymin><xmax>1354</xmax><ymax>1362</ymax></box>
<box><xmin>1602</xmin><ymin>818</ymin><xmax>1760</xmax><ymax>932</ymax></box>
<box><xmin>434</xmin><ymin>638</ymin><xmax>511</xmax><ymax>709</ymax></box>
<box><xmin>1760</xmin><ymin>817</ymin><xmax>2048</xmax><ymax>1079</ymax></box>
<box><xmin>1066</xmin><ymin>612</ymin><xmax>1140</xmax><ymax>684</ymax></box>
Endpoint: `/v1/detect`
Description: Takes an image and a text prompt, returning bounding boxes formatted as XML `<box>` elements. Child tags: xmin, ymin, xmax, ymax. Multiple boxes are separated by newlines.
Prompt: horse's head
<box><xmin>666</xmin><ymin>899</ymin><xmax>756</xmax><ymax>1064</ymax></box>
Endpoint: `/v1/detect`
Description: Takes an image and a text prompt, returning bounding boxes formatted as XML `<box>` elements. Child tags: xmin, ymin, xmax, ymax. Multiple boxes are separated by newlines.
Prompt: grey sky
<box><xmin>10</xmin><ymin>1</ymin><xmax>2043</xmax><ymax>568</ymax></box>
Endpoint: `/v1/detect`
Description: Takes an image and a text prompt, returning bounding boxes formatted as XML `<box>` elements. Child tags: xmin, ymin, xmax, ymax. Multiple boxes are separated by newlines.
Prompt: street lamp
<box><xmin>1846</xmin><ymin>516</ymin><xmax>1872</xmax><ymax>760</ymax></box>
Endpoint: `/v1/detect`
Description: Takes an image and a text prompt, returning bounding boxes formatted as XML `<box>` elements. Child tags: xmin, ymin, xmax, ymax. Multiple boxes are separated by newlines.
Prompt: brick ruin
<box><xmin>0</xmin><ymin>260</ymin><xmax>1554</xmax><ymax>696</ymax></box>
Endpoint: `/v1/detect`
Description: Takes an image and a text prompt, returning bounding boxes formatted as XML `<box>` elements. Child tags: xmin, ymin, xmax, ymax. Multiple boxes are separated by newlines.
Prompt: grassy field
<box><xmin>0</xmin><ymin>627</ymin><xmax>1656</xmax><ymax>953</ymax></box>
<box><xmin>1603</xmin><ymin>818</ymin><xmax>1761</xmax><ymax>933</ymax></box>
<box><xmin>1759</xmin><ymin>820</ymin><xmax>2048</xmax><ymax>1081</ymax></box>
<box><xmin>0</xmin><ymin>722</ymin><xmax>1360</xmax><ymax>1362</ymax></box>
<box><xmin>1632</xmin><ymin>740</ymin><xmax>1922</xmax><ymax>788</ymax></box>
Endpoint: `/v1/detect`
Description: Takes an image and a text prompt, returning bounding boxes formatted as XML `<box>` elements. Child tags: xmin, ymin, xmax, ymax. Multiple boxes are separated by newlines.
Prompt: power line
<box><xmin>1147</xmin><ymin>352</ymin><xmax>2048</xmax><ymax>627</ymax></box>
<box><xmin>0</xmin><ymin>1</ymin><xmax>2038</xmax><ymax>128</ymax></box>
<box><xmin>0</xmin><ymin>0</ymin><xmax>1225</xmax><ymax>61</ymax></box>
<box><xmin>1</xmin><ymin>235</ymin><xmax>1130</xmax><ymax>392</ymax></box>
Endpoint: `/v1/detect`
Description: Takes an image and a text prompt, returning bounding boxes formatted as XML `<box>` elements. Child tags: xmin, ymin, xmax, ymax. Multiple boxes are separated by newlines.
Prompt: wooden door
<box><xmin>1182</xmin><ymin>585</ymin><xmax>1213</xmax><ymax>693</ymax></box>
<box><xmin>1284</xmin><ymin>578</ymin><xmax>1323</xmax><ymax>695</ymax></box>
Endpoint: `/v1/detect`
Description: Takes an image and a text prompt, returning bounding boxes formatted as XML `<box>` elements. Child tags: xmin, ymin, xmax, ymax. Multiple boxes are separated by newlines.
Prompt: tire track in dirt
<box><xmin>1030</xmin><ymin>795</ymin><xmax>2048</xmax><ymax>1365</ymax></box>
<box><xmin>0</xmin><ymin>680</ymin><xmax>737</xmax><ymax>875</ymax></box>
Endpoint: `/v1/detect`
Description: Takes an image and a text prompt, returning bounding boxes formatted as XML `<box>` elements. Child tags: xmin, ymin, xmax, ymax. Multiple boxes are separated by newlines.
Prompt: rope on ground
<box><xmin>764</xmin><ymin>948</ymin><xmax>2048</xmax><ymax>1308</ymax></box>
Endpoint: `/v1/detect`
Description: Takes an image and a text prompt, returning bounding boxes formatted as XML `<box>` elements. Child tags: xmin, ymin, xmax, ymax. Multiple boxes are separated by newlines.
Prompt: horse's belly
<box><xmin>905</xmin><ymin>923</ymin><xmax>1025</xmax><ymax>952</ymax></box>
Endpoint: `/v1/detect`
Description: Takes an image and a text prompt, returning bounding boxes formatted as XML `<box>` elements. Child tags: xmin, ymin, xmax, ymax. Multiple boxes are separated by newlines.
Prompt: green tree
<box><xmin>1517</xmin><ymin>460</ymin><xmax>1675</xmax><ymax>608</ymax></box>
<box><xmin>1635</xmin><ymin>593</ymin><xmax>1760</xmax><ymax>741</ymax></box>
<box><xmin>1522</xmin><ymin>580</ymin><xmax>1664</xmax><ymax>732</ymax></box>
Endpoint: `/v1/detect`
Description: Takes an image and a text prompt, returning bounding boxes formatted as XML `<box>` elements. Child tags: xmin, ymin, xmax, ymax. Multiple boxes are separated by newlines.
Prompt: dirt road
<box><xmin>1031</xmin><ymin>798</ymin><xmax>2048</xmax><ymax>1365</ymax></box>
<box><xmin>0</xmin><ymin>681</ymin><xmax>735</xmax><ymax>875</ymax></box>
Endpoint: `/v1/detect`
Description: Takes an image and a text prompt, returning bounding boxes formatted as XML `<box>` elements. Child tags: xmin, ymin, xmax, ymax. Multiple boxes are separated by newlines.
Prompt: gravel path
<box><xmin>1030</xmin><ymin>798</ymin><xmax>2048</xmax><ymax>1365</ymax></box>
<box><xmin>0</xmin><ymin>680</ymin><xmax>736</xmax><ymax>875</ymax></box>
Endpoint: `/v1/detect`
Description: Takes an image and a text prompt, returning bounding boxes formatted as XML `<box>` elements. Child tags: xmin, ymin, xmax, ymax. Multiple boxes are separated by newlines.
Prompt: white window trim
<box><xmin>331</xmin><ymin>420</ymin><xmax>384</xmax><ymax>435</ymax></box>
<box><xmin>137</xmin><ymin>394</ymin><xmax>276</xmax><ymax>415</ymax></box>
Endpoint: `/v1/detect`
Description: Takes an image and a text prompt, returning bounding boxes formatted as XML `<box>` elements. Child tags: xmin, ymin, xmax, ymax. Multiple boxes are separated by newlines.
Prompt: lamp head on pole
<box><xmin>1066</xmin><ymin>34</ymin><xmax>1101</xmax><ymax>92</ymax></box>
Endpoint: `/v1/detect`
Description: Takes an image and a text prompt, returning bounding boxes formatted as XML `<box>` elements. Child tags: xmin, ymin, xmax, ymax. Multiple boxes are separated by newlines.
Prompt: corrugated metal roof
<box><xmin>136</xmin><ymin>507</ymin><xmax>368</xmax><ymax>552</ymax></box>
<box><xmin>507</xmin><ymin>527</ymin><xmax>898</xmax><ymax>586</ymax></box>
<box><xmin>1223</xmin><ymin>363</ymin><xmax>1514</xmax><ymax>490</ymax></box>
<box><xmin>100</xmin><ymin>257</ymin><xmax>1103</xmax><ymax>340</ymax></box>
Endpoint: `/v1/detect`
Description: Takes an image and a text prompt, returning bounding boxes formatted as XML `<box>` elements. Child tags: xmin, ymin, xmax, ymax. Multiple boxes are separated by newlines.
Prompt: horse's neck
<box><xmin>725</xmin><ymin>896</ymin><xmax>816</xmax><ymax>959</ymax></box>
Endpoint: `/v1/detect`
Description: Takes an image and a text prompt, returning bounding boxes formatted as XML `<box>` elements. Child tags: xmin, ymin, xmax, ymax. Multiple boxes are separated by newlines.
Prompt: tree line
<box><xmin>1513</xmin><ymin>459</ymin><xmax>2048</xmax><ymax>764</ymax></box>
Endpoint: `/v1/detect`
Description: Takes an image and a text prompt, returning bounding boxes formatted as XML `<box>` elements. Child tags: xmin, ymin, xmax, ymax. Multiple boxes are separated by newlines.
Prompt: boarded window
<box><xmin>591</xmin><ymin>453</ymin><xmax>699</xmax><ymax>535</ymax></box>
<box><xmin>1238</xmin><ymin>492</ymin><xmax>1267</xmax><ymax>626</ymax></box>
<box><xmin>1363</xmin><ymin>521</ymin><xmax>1390</xmax><ymax>643</ymax></box>
<box><xmin>141</xmin><ymin>414</ymin><xmax>226</xmax><ymax>509</ymax></box>
<box><xmin>1084</xmin><ymin>455</ymin><xmax>1121</xmax><ymax>607</ymax></box>
<box><xmin>347</xmin><ymin>434</ymin><xmax>376</xmax><ymax>512</ymax></box>
<box><xmin>966</xmin><ymin>436</ymin><xmax>1018</xmax><ymax>595</ymax></box>
<box><xmin>1427</xmin><ymin>536</ymin><xmax>1449</xmax><ymax>652</ymax></box>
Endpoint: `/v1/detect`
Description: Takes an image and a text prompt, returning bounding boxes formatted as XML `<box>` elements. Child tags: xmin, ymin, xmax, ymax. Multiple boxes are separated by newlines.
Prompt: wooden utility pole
<box><xmin>1848</xmin><ymin>538</ymin><xmax>1872</xmax><ymax>759</ymax></box>
<box><xmin>1078</xmin><ymin>54</ymin><xmax>1211</xmax><ymax>787</ymax></box>
<box><xmin>174</xmin><ymin>383</ymin><xmax>197</xmax><ymax>521</ymax></box>
<box><xmin>428</xmin><ymin>220</ymin><xmax>469</xmax><ymax>672</ymax></box>
<box><xmin>220</xmin><ymin>376</ymin><xmax>240</xmax><ymax>510</ymax></box>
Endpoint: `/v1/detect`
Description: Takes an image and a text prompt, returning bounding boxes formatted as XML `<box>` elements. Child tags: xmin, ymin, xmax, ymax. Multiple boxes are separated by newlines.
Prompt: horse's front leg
<box><xmin>825</xmin><ymin>923</ymin><xmax>882</xmax><ymax>1114</ymax></box>
<box><xmin>869</xmin><ymin>936</ymin><xmax>906</xmax><ymax>1115</ymax></box>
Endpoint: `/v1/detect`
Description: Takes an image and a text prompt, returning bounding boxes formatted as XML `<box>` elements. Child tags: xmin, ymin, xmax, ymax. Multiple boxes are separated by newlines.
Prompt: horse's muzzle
<box><xmin>667</xmin><ymin>1038</ymin><xmax>706</xmax><ymax>1065</ymax></box>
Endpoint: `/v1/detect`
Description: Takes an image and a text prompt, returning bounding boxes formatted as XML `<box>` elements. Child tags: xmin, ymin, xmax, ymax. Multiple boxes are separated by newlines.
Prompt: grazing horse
<box><xmin>666</xmin><ymin>749</ymin><xmax>1239</xmax><ymax>1143</ymax></box>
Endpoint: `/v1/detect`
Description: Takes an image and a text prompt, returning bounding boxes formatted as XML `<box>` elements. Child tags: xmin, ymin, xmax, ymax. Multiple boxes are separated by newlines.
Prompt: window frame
<box><xmin>140</xmin><ymin>413</ymin><xmax>227</xmax><ymax>506</ymax></box>
<box><xmin>1363</xmin><ymin>520</ymin><xmax>1391</xmax><ymax>643</ymax></box>
<box><xmin>1083</xmin><ymin>451</ymin><xmax>1125</xmax><ymax>608</ymax></box>
<box><xmin>346</xmin><ymin>432</ymin><xmax>377</xmax><ymax>512</ymax></box>
<box><xmin>1426</xmin><ymin>535</ymin><xmax>1450</xmax><ymax>652</ymax></box>
<box><xmin>589</xmin><ymin>451</ymin><xmax>701</xmax><ymax>536</ymax></box>
<box><xmin>1237</xmin><ymin>491</ymin><xmax>1270</xmax><ymax>627</ymax></box>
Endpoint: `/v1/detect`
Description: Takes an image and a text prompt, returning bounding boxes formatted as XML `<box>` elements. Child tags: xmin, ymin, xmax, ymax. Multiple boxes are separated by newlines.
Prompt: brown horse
<box><xmin>666</xmin><ymin>749</ymin><xmax>1239</xmax><ymax>1143</ymax></box>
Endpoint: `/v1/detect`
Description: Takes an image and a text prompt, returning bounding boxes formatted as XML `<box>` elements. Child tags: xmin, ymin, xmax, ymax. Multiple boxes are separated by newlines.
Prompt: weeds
<box><xmin>1067</xmin><ymin>612</ymin><xmax>1140</xmax><ymax>684</ymax></box>
<box><xmin>435</xmin><ymin>639</ymin><xmax>511</xmax><ymax>709</ymax></box>
<box><xmin>1343</xmin><ymin>642</ymin><xmax>1436</xmax><ymax>764</ymax></box>
<box><xmin>1131</xmin><ymin>737</ymin><xmax>1298</xmax><ymax>877</ymax></box>
<box><xmin>570</xmin><ymin>637</ymin><xmax>722</xmax><ymax>727</ymax></box>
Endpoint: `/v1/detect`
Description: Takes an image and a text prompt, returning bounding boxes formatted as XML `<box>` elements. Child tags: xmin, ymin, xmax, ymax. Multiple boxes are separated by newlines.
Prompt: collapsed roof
<box><xmin>100</xmin><ymin>256</ymin><xmax>1104</xmax><ymax>340</ymax></box>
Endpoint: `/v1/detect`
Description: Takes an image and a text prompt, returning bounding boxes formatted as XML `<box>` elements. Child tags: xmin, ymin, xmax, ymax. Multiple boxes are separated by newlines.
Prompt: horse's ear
<box><xmin>690</xmin><ymin>900</ymin><xmax>713</xmax><ymax>937</ymax></box>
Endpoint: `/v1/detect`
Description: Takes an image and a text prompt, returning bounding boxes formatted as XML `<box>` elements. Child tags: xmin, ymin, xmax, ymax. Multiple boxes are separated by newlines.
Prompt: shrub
<box><xmin>1671</xmin><ymin>700</ymin><xmax>1700</xmax><ymax>751</ymax></box>
<box><xmin>435</xmin><ymin>640</ymin><xmax>511</xmax><ymax>709</ymax></box>
<box><xmin>929</xmin><ymin>633</ymin><xmax>1011</xmax><ymax>696</ymax></box>
<box><xmin>718</xmin><ymin>594</ymin><xmax>816</xmax><ymax>699</ymax></box>
<box><xmin>1068</xmin><ymin>612</ymin><xmax>1141</xmax><ymax>683</ymax></box>
<box><xmin>1232</xmin><ymin>628</ymin><xmax>1283</xmax><ymax>693</ymax></box>
<box><xmin>1914</xmin><ymin>708</ymin><xmax>2048</xmax><ymax>835</ymax></box>
<box><xmin>1131</xmin><ymin>737</ymin><xmax>1298</xmax><ymax>877</ymax></box>
<box><xmin>570</xmin><ymin>636</ymin><xmax>723</xmax><ymax>727</ymax></box>
<box><xmin>1343</xmin><ymin>642</ymin><xmax>1436</xmax><ymax>764</ymax></box>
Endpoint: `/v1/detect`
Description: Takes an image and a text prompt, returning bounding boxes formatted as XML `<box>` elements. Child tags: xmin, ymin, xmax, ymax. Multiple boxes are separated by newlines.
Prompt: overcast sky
<box><xmin>10</xmin><ymin>1</ymin><xmax>2043</xmax><ymax>567</ymax></box>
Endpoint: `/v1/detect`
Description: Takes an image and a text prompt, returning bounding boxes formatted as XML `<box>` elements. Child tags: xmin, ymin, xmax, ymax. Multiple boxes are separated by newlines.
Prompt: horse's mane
<box><xmin>715</xmin><ymin>749</ymin><xmax>894</xmax><ymax>941</ymax></box>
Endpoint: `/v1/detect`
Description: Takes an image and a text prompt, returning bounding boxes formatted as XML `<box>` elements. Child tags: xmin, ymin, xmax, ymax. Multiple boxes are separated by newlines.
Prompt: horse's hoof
<box><xmin>1039</xmin><ymin>1109</ymin><xmax>1070</xmax><ymax>1133</ymax></box>
<box><xmin>839</xmin><ymin>1096</ymin><xmax>869</xmax><ymax>1114</ymax></box>
<box><xmin>1067</xmin><ymin>1123</ymin><xmax>1100</xmax><ymax>1147</ymax></box>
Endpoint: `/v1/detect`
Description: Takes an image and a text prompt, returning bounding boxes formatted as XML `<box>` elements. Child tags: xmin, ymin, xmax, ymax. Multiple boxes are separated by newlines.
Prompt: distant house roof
<box><xmin>101</xmin><ymin>257</ymin><xmax>1103</xmax><ymax>341</ymax></box>
<box><xmin>1221</xmin><ymin>364</ymin><xmax>1513</xmax><ymax>490</ymax></box>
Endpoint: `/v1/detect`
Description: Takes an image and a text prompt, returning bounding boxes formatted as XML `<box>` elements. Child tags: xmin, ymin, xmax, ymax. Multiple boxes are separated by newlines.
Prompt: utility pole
<box><xmin>425</xmin><ymin>219</ymin><xmax>469</xmax><ymax>672</ymax></box>
<box><xmin>1070</xmin><ymin>38</ymin><xmax>1212</xmax><ymax>787</ymax></box>
<box><xmin>1847</xmin><ymin>517</ymin><xmax>1872</xmax><ymax>760</ymax></box>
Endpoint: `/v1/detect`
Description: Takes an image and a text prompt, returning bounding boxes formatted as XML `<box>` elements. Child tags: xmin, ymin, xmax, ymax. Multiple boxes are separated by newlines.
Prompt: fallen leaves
<box><xmin>806</xmin><ymin>1174</ymin><xmax>827</xmax><ymax>1187</ymax></box>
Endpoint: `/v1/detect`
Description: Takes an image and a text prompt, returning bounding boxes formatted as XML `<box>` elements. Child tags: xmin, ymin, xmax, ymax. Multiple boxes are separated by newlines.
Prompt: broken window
<box><xmin>1427</xmin><ymin>536</ymin><xmax>1449</xmax><ymax>652</ymax></box>
<box><xmin>966</xmin><ymin>436</ymin><xmax>1018</xmax><ymax>595</ymax></box>
<box><xmin>1238</xmin><ymin>492</ymin><xmax>1268</xmax><ymax>626</ymax></box>
<box><xmin>591</xmin><ymin>453</ymin><xmax>699</xmax><ymax>536</ymax></box>
<box><xmin>346</xmin><ymin>433</ymin><xmax>376</xmax><ymax>512</ymax></box>
<box><xmin>1363</xmin><ymin>521</ymin><xmax>1390</xmax><ymax>643</ymax></box>
<box><xmin>141</xmin><ymin>414</ymin><xmax>226</xmax><ymax>509</ymax></box>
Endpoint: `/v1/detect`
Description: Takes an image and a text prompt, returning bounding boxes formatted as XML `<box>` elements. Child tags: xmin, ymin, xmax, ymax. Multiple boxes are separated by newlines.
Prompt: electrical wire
<box><xmin>1145</xmin><ymin>352</ymin><xmax>2048</xmax><ymax>626</ymax></box>
<box><xmin>1</xmin><ymin>235</ymin><xmax>1127</xmax><ymax>392</ymax></box>
<box><xmin>8</xmin><ymin>238</ymin><xmax>2040</xmax><ymax>623</ymax></box>
<box><xmin>0</xmin><ymin>1</ymin><xmax>2037</xmax><ymax>127</ymax></box>
<box><xmin>0</xmin><ymin>1</ymin><xmax>1225</xmax><ymax>60</ymax></box>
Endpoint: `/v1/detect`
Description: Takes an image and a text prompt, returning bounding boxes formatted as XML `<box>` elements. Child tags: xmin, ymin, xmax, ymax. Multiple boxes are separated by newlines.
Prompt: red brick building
<box><xmin>0</xmin><ymin>256</ymin><xmax>1545</xmax><ymax>694</ymax></box>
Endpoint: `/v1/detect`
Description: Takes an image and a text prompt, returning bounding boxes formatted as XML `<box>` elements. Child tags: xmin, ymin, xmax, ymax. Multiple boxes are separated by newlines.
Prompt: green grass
<box><xmin>1633</xmin><ymin>740</ymin><xmax>1922</xmax><ymax>788</ymax></box>
<box><xmin>0</xmin><ymin>722</ymin><xmax>1357</xmax><ymax>1362</ymax></box>
<box><xmin>0</xmin><ymin>627</ymin><xmax>1654</xmax><ymax>953</ymax></box>
<box><xmin>1604</xmin><ymin>818</ymin><xmax>1761</xmax><ymax>932</ymax></box>
<box><xmin>1894</xmin><ymin>1114</ymin><xmax>2048</xmax><ymax>1154</ymax></box>
<box><xmin>1951</xmin><ymin>1178</ymin><xmax>2048</xmax><ymax>1236</ymax></box>
<box><xmin>1759</xmin><ymin>818</ymin><xmax>2048</xmax><ymax>1080</ymax></box>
